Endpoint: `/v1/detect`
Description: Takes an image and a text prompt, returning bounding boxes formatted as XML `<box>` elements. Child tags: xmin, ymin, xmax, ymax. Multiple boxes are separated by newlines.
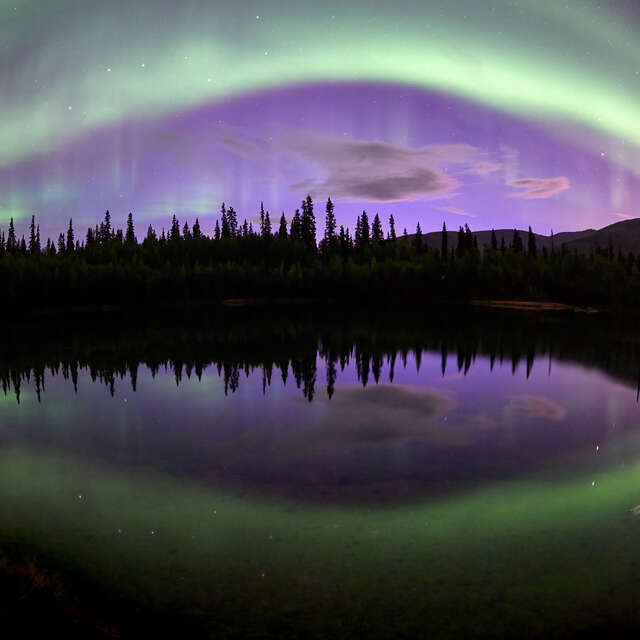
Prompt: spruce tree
<box><xmin>360</xmin><ymin>211</ymin><xmax>370</xmax><ymax>247</ymax></box>
<box><xmin>66</xmin><ymin>219</ymin><xmax>74</xmax><ymax>253</ymax></box>
<box><xmin>57</xmin><ymin>233</ymin><xmax>66</xmax><ymax>254</ymax></box>
<box><xmin>192</xmin><ymin>218</ymin><xmax>202</xmax><ymax>240</ymax></box>
<box><xmin>278</xmin><ymin>213</ymin><xmax>288</xmax><ymax>239</ymax></box>
<box><xmin>491</xmin><ymin>228</ymin><xmax>498</xmax><ymax>251</ymax></box>
<box><xmin>324</xmin><ymin>197</ymin><xmax>337</xmax><ymax>250</ymax></box>
<box><xmin>214</xmin><ymin>220</ymin><xmax>221</xmax><ymax>240</ymax></box>
<box><xmin>441</xmin><ymin>221</ymin><xmax>448</xmax><ymax>258</ymax></box>
<box><xmin>372</xmin><ymin>214</ymin><xmax>383</xmax><ymax>243</ymax></box>
<box><xmin>290</xmin><ymin>209</ymin><xmax>302</xmax><ymax>242</ymax></box>
<box><xmin>464</xmin><ymin>224</ymin><xmax>473</xmax><ymax>254</ymax></box>
<box><xmin>29</xmin><ymin>216</ymin><xmax>38</xmax><ymax>254</ymax></box>
<box><xmin>414</xmin><ymin>222</ymin><xmax>423</xmax><ymax>251</ymax></box>
<box><xmin>227</xmin><ymin>206</ymin><xmax>238</xmax><ymax>237</ymax></box>
<box><xmin>512</xmin><ymin>228</ymin><xmax>523</xmax><ymax>253</ymax></box>
<box><xmin>527</xmin><ymin>225</ymin><xmax>537</xmax><ymax>257</ymax></box>
<box><xmin>170</xmin><ymin>215</ymin><xmax>181</xmax><ymax>242</ymax></box>
<box><xmin>456</xmin><ymin>226</ymin><xmax>465</xmax><ymax>257</ymax></box>
<box><xmin>301</xmin><ymin>195</ymin><xmax>316</xmax><ymax>249</ymax></box>
<box><xmin>261</xmin><ymin>210</ymin><xmax>272</xmax><ymax>238</ymax></box>
<box><xmin>7</xmin><ymin>218</ymin><xmax>16</xmax><ymax>252</ymax></box>
<box><xmin>389</xmin><ymin>214</ymin><xmax>396</xmax><ymax>241</ymax></box>
<box><xmin>102</xmin><ymin>210</ymin><xmax>112</xmax><ymax>242</ymax></box>
<box><xmin>125</xmin><ymin>212</ymin><xmax>136</xmax><ymax>246</ymax></box>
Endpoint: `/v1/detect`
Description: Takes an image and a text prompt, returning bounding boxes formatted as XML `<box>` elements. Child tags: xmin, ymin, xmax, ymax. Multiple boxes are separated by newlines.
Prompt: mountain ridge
<box><xmin>418</xmin><ymin>218</ymin><xmax>640</xmax><ymax>254</ymax></box>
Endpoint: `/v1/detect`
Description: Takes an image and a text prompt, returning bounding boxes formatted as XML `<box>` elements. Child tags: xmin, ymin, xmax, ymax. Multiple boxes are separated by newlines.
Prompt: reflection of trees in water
<box><xmin>2</xmin><ymin>310</ymin><xmax>640</xmax><ymax>404</ymax></box>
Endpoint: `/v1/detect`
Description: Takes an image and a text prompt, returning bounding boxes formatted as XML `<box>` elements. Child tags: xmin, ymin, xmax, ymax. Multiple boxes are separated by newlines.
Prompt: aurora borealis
<box><xmin>2</xmin><ymin>0</ymin><xmax>640</xmax><ymax>239</ymax></box>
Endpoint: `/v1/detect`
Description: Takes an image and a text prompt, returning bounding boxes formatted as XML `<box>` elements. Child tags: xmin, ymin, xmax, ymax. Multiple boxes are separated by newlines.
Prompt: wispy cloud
<box><xmin>507</xmin><ymin>176</ymin><xmax>570</xmax><ymax>199</ymax></box>
<box><xmin>440</xmin><ymin>206</ymin><xmax>476</xmax><ymax>217</ymax></box>
<box><xmin>505</xmin><ymin>395</ymin><xmax>567</xmax><ymax>421</ymax></box>
<box><xmin>285</xmin><ymin>134</ymin><xmax>477</xmax><ymax>202</ymax></box>
<box><xmin>467</xmin><ymin>161</ymin><xmax>502</xmax><ymax>175</ymax></box>
<box><xmin>615</xmin><ymin>212</ymin><xmax>635</xmax><ymax>220</ymax></box>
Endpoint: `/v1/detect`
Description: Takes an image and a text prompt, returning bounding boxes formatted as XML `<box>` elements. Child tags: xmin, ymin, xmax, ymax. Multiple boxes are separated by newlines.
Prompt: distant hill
<box><xmin>418</xmin><ymin>218</ymin><xmax>640</xmax><ymax>254</ymax></box>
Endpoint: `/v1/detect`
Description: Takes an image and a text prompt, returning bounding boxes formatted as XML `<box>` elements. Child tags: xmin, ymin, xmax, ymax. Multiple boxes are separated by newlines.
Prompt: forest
<box><xmin>1</xmin><ymin>196</ymin><xmax>639</xmax><ymax>310</ymax></box>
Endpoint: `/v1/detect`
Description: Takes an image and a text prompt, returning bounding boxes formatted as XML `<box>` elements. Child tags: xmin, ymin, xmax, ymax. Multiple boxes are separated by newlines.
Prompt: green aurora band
<box><xmin>2</xmin><ymin>0</ymin><xmax>640</xmax><ymax>170</ymax></box>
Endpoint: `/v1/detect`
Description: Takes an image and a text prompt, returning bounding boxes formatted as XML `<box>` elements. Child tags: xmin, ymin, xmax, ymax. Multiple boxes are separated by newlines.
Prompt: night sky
<box><xmin>2</xmin><ymin>0</ymin><xmax>640</xmax><ymax>240</ymax></box>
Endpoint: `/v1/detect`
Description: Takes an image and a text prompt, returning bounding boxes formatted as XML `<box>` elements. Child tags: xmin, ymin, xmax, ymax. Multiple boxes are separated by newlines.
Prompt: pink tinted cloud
<box><xmin>467</xmin><ymin>161</ymin><xmax>502</xmax><ymax>175</ymax></box>
<box><xmin>441</xmin><ymin>206</ymin><xmax>476</xmax><ymax>217</ymax></box>
<box><xmin>615</xmin><ymin>212</ymin><xmax>635</xmax><ymax>220</ymax></box>
<box><xmin>507</xmin><ymin>176</ymin><xmax>570</xmax><ymax>199</ymax></box>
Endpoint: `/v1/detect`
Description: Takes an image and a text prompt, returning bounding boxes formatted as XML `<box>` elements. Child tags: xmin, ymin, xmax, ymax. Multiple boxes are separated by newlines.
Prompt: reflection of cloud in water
<box><xmin>505</xmin><ymin>395</ymin><xmax>567</xmax><ymax>422</ymax></box>
<box><xmin>467</xmin><ymin>413</ymin><xmax>499</xmax><ymax>430</ymax></box>
<box><xmin>295</xmin><ymin>384</ymin><xmax>457</xmax><ymax>446</ymax></box>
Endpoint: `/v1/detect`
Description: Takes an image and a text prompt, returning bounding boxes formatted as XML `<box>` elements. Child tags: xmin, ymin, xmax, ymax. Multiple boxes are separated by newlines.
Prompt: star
<box><xmin>140</xmin><ymin>63</ymin><xmax>145</xmax><ymax>68</ymax></box>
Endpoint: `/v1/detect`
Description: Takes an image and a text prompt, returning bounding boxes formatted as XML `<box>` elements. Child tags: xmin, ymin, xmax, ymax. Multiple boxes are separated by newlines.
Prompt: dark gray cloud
<box><xmin>286</xmin><ymin>384</ymin><xmax>458</xmax><ymax>448</ymax></box>
<box><xmin>285</xmin><ymin>134</ymin><xmax>477</xmax><ymax>202</ymax></box>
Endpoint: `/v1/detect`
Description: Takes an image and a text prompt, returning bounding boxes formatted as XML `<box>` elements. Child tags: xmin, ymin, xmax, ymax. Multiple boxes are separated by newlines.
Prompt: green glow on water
<box><xmin>2</xmin><ymin>446</ymin><xmax>639</xmax><ymax>635</ymax></box>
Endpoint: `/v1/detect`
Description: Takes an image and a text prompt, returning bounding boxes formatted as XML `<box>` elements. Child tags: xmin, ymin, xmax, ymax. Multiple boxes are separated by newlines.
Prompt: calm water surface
<box><xmin>1</xmin><ymin>310</ymin><xmax>640</xmax><ymax>638</ymax></box>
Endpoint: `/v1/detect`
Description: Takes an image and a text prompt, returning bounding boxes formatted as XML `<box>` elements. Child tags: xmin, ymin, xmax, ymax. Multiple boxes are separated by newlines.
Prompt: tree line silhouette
<box><xmin>2</xmin><ymin>197</ymin><xmax>640</xmax><ymax>309</ymax></box>
<box><xmin>3</xmin><ymin>308</ymin><xmax>640</xmax><ymax>404</ymax></box>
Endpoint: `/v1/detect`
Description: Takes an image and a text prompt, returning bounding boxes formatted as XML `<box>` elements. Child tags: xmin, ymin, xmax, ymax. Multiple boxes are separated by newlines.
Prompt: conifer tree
<box><xmin>527</xmin><ymin>225</ymin><xmax>537</xmax><ymax>257</ymax></box>
<box><xmin>102</xmin><ymin>210</ymin><xmax>112</xmax><ymax>242</ymax></box>
<box><xmin>278</xmin><ymin>213</ymin><xmax>288</xmax><ymax>239</ymax></box>
<box><xmin>227</xmin><ymin>206</ymin><xmax>238</xmax><ymax>237</ymax></box>
<box><xmin>339</xmin><ymin>225</ymin><xmax>347</xmax><ymax>256</ymax></box>
<box><xmin>182</xmin><ymin>221</ymin><xmax>191</xmax><ymax>241</ymax></box>
<box><xmin>66</xmin><ymin>219</ymin><xmax>74</xmax><ymax>253</ymax></box>
<box><xmin>221</xmin><ymin>212</ymin><xmax>230</xmax><ymax>238</ymax></box>
<box><xmin>170</xmin><ymin>215</ymin><xmax>181</xmax><ymax>242</ymax></box>
<box><xmin>414</xmin><ymin>222</ymin><xmax>423</xmax><ymax>251</ymax></box>
<box><xmin>389</xmin><ymin>214</ymin><xmax>396</xmax><ymax>241</ymax></box>
<box><xmin>372</xmin><ymin>214</ymin><xmax>383</xmax><ymax>243</ymax></box>
<box><xmin>290</xmin><ymin>209</ymin><xmax>302</xmax><ymax>241</ymax></box>
<box><xmin>324</xmin><ymin>197</ymin><xmax>337</xmax><ymax>250</ymax></box>
<box><xmin>301</xmin><ymin>195</ymin><xmax>316</xmax><ymax>249</ymax></box>
<box><xmin>441</xmin><ymin>221</ymin><xmax>448</xmax><ymax>258</ymax></box>
<box><xmin>355</xmin><ymin>215</ymin><xmax>362</xmax><ymax>248</ymax></box>
<box><xmin>512</xmin><ymin>228</ymin><xmax>523</xmax><ymax>253</ymax></box>
<box><xmin>456</xmin><ymin>226</ymin><xmax>465</xmax><ymax>257</ymax></box>
<box><xmin>192</xmin><ymin>218</ymin><xmax>202</xmax><ymax>240</ymax></box>
<box><xmin>464</xmin><ymin>224</ymin><xmax>473</xmax><ymax>254</ymax></box>
<box><xmin>7</xmin><ymin>217</ymin><xmax>17</xmax><ymax>252</ymax></box>
<box><xmin>360</xmin><ymin>211</ymin><xmax>370</xmax><ymax>247</ymax></box>
<box><xmin>57</xmin><ymin>233</ymin><xmax>66</xmax><ymax>254</ymax></box>
<box><xmin>214</xmin><ymin>220</ymin><xmax>221</xmax><ymax>241</ymax></box>
<box><xmin>29</xmin><ymin>216</ymin><xmax>38</xmax><ymax>254</ymax></box>
<box><xmin>125</xmin><ymin>212</ymin><xmax>136</xmax><ymax>246</ymax></box>
<box><xmin>491</xmin><ymin>228</ymin><xmax>498</xmax><ymax>251</ymax></box>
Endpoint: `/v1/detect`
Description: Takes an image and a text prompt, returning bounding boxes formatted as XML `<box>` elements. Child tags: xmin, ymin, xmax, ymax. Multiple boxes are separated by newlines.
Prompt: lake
<box><xmin>2</xmin><ymin>308</ymin><xmax>640</xmax><ymax>638</ymax></box>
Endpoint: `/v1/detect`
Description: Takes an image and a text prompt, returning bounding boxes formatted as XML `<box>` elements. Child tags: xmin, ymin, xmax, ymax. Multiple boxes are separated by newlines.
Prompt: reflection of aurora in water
<box><xmin>2</xmin><ymin>445</ymin><xmax>640</xmax><ymax>638</ymax></box>
<box><xmin>3</xmin><ymin>310</ymin><xmax>640</xmax><ymax>636</ymax></box>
